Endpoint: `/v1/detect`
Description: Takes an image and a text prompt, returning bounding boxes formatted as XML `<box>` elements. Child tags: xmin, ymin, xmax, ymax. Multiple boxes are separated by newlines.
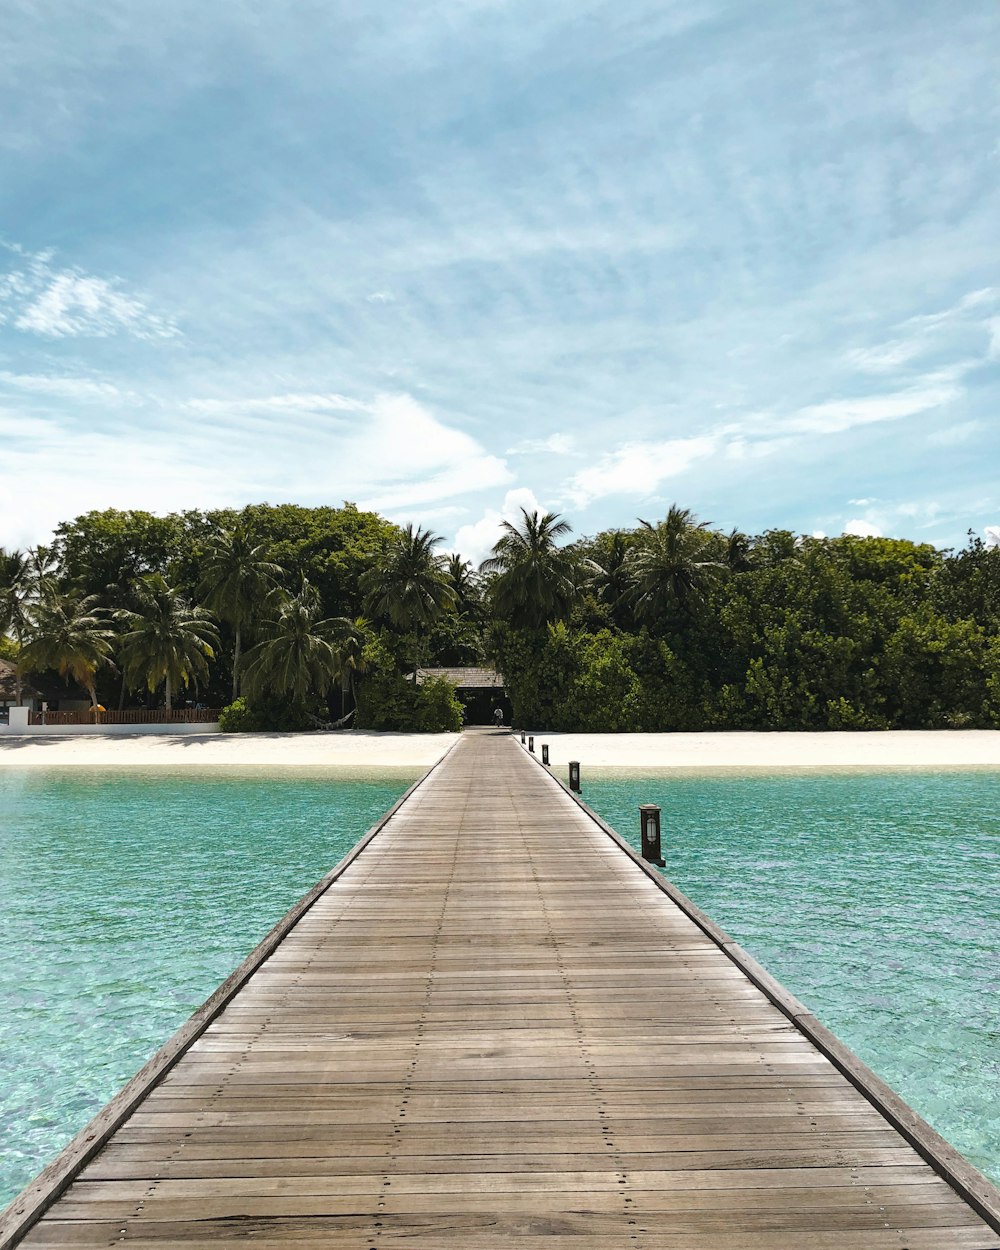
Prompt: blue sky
<box><xmin>1</xmin><ymin>0</ymin><xmax>998</xmax><ymax>561</ymax></box>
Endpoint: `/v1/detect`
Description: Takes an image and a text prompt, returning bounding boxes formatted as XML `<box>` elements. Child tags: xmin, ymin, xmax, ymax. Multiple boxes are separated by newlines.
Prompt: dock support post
<box><xmin>542</xmin><ymin>744</ymin><xmax>549</xmax><ymax>765</ymax></box>
<box><xmin>568</xmin><ymin>760</ymin><xmax>581</xmax><ymax>792</ymax></box>
<box><xmin>639</xmin><ymin>804</ymin><xmax>665</xmax><ymax>867</ymax></box>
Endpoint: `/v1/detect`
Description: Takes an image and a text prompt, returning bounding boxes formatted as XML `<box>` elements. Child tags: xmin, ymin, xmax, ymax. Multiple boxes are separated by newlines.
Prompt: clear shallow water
<box><xmin>0</xmin><ymin>767</ymin><xmax>417</xmax><ymax>1208</ymax></box>
<box><xmin>582</xmin><ymin>768</ymin><xmax>1000</xmax><ymax>1185</ymax></box>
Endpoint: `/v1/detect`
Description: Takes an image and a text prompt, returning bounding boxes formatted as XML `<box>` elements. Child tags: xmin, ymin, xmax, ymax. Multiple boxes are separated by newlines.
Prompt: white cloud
<box><xmin>452</xmin><ymin>487</ymin><xmax>546</xmax><ymax>565</ymax></box>
<box><xmin>0</xmin><ymin>371</ymin><xmax>125</xmax><ymax>401</ymax></box>
<box><xmin>784</xmin><ymin>383</ymin><xmax>958</xmax><ymax>436</ymax></box>
<box><xmin>842</xmin><ymin>519</ymin><xmax>883</xmax><ymax>538</ymax></box>
<box><xmin>985</xmin><ymin>527</ymin><xmax>1000</xmax><ymax>550</ymax></box>
<box><xmin>507</xmin><ymin>432</ymin><xmax>577</xmax><ymax>456</ymax></box>
<box><xmin>845</xmin><ymin>288</ymin><xmax>1000</xmax><ymax>378</ymax></box>
<box><xmin>0</xmin><ymin>245</ymin><xmax>177</xmax><ymax>339</ymax></box>
<box><xmin>846</xmin><ymin>341</ymin><xmax>925</xmax><ymax>374</ymax></box>
<box><xmin>356</xmin><ymin>394</ymin><xmax>512</xmax><ymax>511</ymax></box>
<box><xmin>564</xmin><ymin>435</ymin><xmax>717</xmax><ymax>507</ymax></box>
<box><xmin>926</xmin><ymin>420</ymin><xmax>982</xmax><ymax>447</ymax></box>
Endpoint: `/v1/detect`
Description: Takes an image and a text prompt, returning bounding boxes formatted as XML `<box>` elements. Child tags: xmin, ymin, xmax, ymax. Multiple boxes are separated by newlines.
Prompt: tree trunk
<box><xmin>87</xmin><ymin>683</ymin><xmax>98</xmax><ymax>711</ymax></box>
<box><xmin>14</xmin><ymin>667</ymin><xmax>22</xmax><ymax>706</ymax></box>
<box><xmin>165</xmin><ymin>673</ymin><xmax>172</xmax><ymax>712</ymax></box>
<box><xmin>411</xmin><ymin>629</ymin><xmax>419</xmax><ymax>684</ymax></box>
<box><xmin>118</xmin><ymin>670</ymin><xmax>127</xmax><ymax>710</ymax></box>
<box><xmin>232</xmin><ymin>627</ymin><xmax>241</xmax><ymax>702</ymax></box>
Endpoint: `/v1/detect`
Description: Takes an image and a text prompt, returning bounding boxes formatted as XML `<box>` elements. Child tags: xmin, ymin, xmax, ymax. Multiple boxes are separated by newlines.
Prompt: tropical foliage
<box><xmin>4</xmin><ymin>500</ymin><xmax>1000</xmax><ymax>732</ymax></box>
<box><xmin>18</xmin><ymin>592</ymin><xmax>116</xmax><ymax>710</ymax></box>
<box><xmin>117</xmin><ymin>575</ymin><xmax>220</xmax><ymax>710</ymax></box>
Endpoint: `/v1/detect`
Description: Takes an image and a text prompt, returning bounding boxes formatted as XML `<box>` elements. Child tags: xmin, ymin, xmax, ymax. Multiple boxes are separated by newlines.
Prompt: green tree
<box><xmin>52</xmin><ymin>509</ymin><xmax>182</xmax><ymax>600</ymax></box>
<box><xmin>361</xmin><ymin>524</ymin><xmax>456</xmax><ymax>679</ymax></box>
<box><xmin>117</xmin><ymin>575</ymin><xmax>219</xmax><ymax>710</ymax></box>
<box><xmin>627</xmin><ymin>505</ymin><xmax>724</xmax><ymax>626</ymax></box>
<box><xmin>197</xmin><ymin>524</ymin><xmax>283</xmax><ymax>700</ymax></box>
<box><xmin>481</xmin><ymin>509</ymin><xmax>577</xmax><ymax>630</ymax></box>
<box><xmin>332</xmin><ymin>616</ymin><xmax>371</xmax><ymax>716</ymax></box>
<box><xmin>0</xmin><ymin>548</ymin><xmax>36</xmax><ymax>705</ymax></box>
<box><xmin>240</xmin><ymin>582</ymin><xmax>342</xmax><ymax>704</ymax></box>
<box><xmin>584</xmin><ymin>531</ymin><xmax>636</xmax><ymax>628</ymax></box>
<box><xmin>19</xmin><ymin>592</ymin><xmax>116</xmax><ymax>710</ymax></box>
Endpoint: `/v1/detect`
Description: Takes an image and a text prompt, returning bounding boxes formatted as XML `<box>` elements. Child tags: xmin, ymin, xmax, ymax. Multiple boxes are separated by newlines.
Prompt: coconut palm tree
<box><xmin>197</xmin><ymin>523</ymin><xmax>283</xmax><ymax>700</ymax></box>
<box><xmin>725</xmin><ymin>528</ymin><xmax>755</xmax><ymax>574</ymax></box>
<box><xmin>627</xmin><ymin>505</ymin><xmax>725</xmax><ymax>624</ymax></box>
<box><xmin>587</xmin><ymin>531</ymin><xmax>635</xmax><ymax>623</ymax></box>
<box><xmin>446</xmin><ymin>553</ymin><xmax>481</xmax><ymax>618</ymax></box>
<box><xmin>332</xmin><ymin>616</ymin><xmax>369</xmax><ymax>717</ymax></box>
<box><xmin>361</xmin><ymin>525</ymin><xmax>455</xmax><ymax>680</ymax></box>
<box><xmin>18</xmin><ymin>591</ymin><xmax>117</xmax><ymax>710</ymax></box>
<box><xmin>480</xmin><ymin>509</ymin><xmax>576</xmax><ymax>630</ymax></box>
<box><xmin>240</xmin><ymin>582</ymin><xmax>342</xmax><ymax>702</ymax></box>
<box><xmin>117</xmin><ymin>574</ymin><xmax>219</xmax><ymax>710</ymax></box>
<box><xmin>0</xmin><ymin>548</ymin><xmax>37</xmax><ymax>705</ymax></box>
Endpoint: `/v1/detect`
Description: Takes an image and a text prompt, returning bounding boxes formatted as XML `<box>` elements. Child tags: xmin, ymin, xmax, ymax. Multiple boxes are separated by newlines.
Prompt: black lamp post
<box><xmin>639</xmin><ymin>804</ymin><xmax>665</xmax><ymax>867</ymax></box>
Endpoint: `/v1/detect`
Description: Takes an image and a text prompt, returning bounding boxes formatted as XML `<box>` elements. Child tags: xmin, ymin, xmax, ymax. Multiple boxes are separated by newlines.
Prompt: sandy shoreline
<box><xmin>2</xmin><ymin>727</ymin><xmax>1000</xmax><ymax>769</ymax></box>
<box><xmin>524</xmin><ymin>729</ymin><xmax>1000</xmax><ymax>769</ymax></box>
<box><xmin>0</xmin><ymin>730</ymin><xmax>457</xmax><ymax>768</ymax></box>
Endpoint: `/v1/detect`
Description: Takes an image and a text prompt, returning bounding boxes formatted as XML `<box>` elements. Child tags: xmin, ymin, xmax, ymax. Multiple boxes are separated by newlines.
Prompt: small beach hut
<box><xmin>413</xmin><ymin>666</ymin><xmax>510</xmax><ymax>725</ymax></box>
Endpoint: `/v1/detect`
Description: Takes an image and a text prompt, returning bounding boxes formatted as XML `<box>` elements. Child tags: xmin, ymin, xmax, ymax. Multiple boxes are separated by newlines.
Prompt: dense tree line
<box><xmin>2</xmin><ymin>501</ymin><xmax>999</xmax><ymax>731</ymax></box>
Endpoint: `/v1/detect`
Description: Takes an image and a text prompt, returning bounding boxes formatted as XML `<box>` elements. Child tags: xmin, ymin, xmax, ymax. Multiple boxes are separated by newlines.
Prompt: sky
<box><xmin>1</xmin><ymin>0</ymin><xmax>999</xmax><ymax>563</ymax></box>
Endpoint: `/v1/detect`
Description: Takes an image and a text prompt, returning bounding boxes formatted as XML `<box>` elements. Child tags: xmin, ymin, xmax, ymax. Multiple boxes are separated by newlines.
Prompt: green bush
<box><xmin>218</xmin><ymin>697</ymin><xmax>263</xmax><ymax>732</ymax></box>
<box><xmin>357</xmin><ymin>670</ymin><xmax>462</xmax><ymax>732</ymax></box>
<box><xmin>414</xmin><ymin>677</ymin><xmax>464</xmax><ymax>732</ymax></box>
<box><xmin>218</xmin><ymin>695</ymin><xmax>324</xmax><ymax>732</ymax></box>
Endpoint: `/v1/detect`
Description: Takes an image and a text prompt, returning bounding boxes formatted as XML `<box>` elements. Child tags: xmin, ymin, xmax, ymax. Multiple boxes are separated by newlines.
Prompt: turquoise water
<box><xmin>2</xmin><ymin>767</ymin><xmax>999</xmax><ymax>1209</ymax></box>
<box><xmin>0</xmin><ymin>767</ymin><xmax>417</xmax><ymax>1209</ymax></box>
<box><xmin>582</xmin><ymin>768</ymin><xmax>1000</xmax><ymax>1186</ymax></box>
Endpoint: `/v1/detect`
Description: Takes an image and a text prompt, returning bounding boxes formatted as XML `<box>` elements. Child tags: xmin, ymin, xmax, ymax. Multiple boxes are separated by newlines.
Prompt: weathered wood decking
<box><xmin>4</xmin><ymin>728</ymin><xmax>1000</xmax><ymax>1248</ymax></box>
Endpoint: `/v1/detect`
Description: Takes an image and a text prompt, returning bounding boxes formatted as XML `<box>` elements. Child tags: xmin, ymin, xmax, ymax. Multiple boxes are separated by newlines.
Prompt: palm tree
<box><xmin>361</xmin><ymin>525</ymin><xmax>455</xmax><ymax>680</ymax></box>
<box><xmin>588</xmin><ymin>532</ymin><xmax>634</xmax><ymax>621</ymax></box>
<box><xmin>0</xmin><ymin>548</ymin><xmax>36</xmax><ymax>705</ymax></box>
<box><xmin>197</xmin><ymin>524</ymin><xmax>283</xmax><ymax>700</ymax></box>
<box><xmin>18</xmin><ymin>592</ymin><xmax>116</xmax><ymax>710</ymax></box>
<box><xmin>117</xmin><ymin>574</ymin><xmax>219</xmax><ymax>710</ymax></box>
<box><xmin>480</xmin><ymin>509</ymin><xmax>576</xmax><ymax>630</ymax></box>
<box><xmin>240</xmin><ymin>582</ymin><xmax>342</xmax><ymax>702</ymax></box>
<box><xmin>627</xmin><ymin>505</ymin><xmax>725</xmax><ymax>624</ymax></box>
<box><xmin>332</xmin><ymin>616</ymin><xmax>369</xmax><ymax>716</ymax></box>
<box><xmin>446</xmin><ymin>553</ymin><xmax>481</xmax><ymax>617</ymax></box>
<box><xmin>725</xmin><ymin>529</ymin><xmax>755</xmax><ymax>574</ymax></box>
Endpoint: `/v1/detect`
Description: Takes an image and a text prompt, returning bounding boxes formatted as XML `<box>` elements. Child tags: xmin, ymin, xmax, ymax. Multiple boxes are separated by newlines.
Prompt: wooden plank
<box><xmin>4</xmin><ymin>728</ymin><xmax>999</xmax><ymax>1249</ymax></box>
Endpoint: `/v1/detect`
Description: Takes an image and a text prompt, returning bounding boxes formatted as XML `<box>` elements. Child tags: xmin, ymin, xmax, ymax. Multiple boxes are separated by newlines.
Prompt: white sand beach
<box><xmin>525</xmin><ymin>729</ymin><xmax>1000</xmax><ymax>769</ymax></box>
<box><xmin>2</xmin><ymin>727</ymin><xmax>1000</xmax><ymax>769</ymax></box>
<box><xmin>0</xmin><ymin>730</ymin><xmax>458</xmax><ymax>768</ymax></box>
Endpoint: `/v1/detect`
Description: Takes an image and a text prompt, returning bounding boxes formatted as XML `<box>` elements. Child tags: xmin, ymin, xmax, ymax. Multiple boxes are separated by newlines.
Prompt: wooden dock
<box><xmin>4</xmin><ymin>728</ymin><xmax>1000</xmax><ymax>1248</ymax></box>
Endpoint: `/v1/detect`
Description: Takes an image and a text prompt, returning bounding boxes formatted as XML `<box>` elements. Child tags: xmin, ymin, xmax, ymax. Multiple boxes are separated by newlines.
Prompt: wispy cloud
<box><xmin>2</xmin><ymin>3</ymin><xmax>1000</xmax><ymax>552</ymax></box>
<box><xmin>507</xmin><ymin>433</ymin><xmax>577</xmax><ymax>456</ymax></box>
<box><xmin>564</xmin><ymin>436</ymin><xmax>718</xmax><ymax>507</ymax></box>
<box><xmin>0</xmin><ymin>370</ymin><xmax>125</xmax><ymax>401</ymax></box>
<box><xmin>0</xmin><ymin>245</ymin><xmax>177</xmax><ymax>340</ymax></box>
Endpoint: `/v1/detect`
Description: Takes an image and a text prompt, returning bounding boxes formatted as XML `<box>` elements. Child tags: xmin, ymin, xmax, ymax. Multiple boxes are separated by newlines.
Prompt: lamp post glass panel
<box><xmin>639</xmin><ymin>804</ymin><xmax>665</xmax><ymax>866</ymax></box>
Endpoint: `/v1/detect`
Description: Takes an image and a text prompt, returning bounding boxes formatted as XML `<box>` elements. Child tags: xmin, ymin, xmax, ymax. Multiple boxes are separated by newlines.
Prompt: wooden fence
<box><xmin>27</xmin><ymin>708</ymin><xmax>221</xmax><ymax>726</ymax></box>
